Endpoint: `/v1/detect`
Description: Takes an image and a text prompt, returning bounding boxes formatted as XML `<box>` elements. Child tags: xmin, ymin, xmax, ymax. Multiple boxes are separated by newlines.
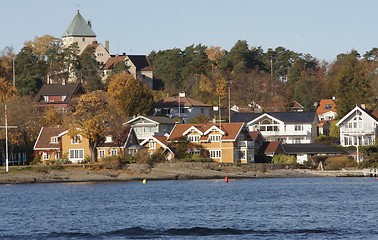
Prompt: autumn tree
<box><xmin>64</xmin><ymin>91</ymin><xmax>113</xmax><ymax>162</ymax></box>
<box><xmin>0</xmin><ymin>77</ymin><xmax>17</xmax><ymax>102</ymax></box>
<box><xmin>107</xmin><ymin>73</ymin><xmax>153</xmax><ymax>117</ymax></box>
<box><xmin>0</xmin><ymin>47</ymin><xmax>15</xmax><ymax>80</ymax></box>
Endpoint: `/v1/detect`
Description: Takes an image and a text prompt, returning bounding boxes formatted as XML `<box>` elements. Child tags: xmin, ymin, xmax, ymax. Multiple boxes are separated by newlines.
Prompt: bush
<box><xmin>324</xmin><ymin>156</ymin><xmax>357</xmax><ymax>170</ymax></box>
<box><xmin>99</xmin><ymin>156</ymin><xmax>125</xmax><ymax>170</ymax></box>
<box><xmin>272</xmin><ymin>154</ymin><xmax>296</xmax><ymax>165</ymax></box>
<box><xmin>358</xmin><ymin>159</ymin><xmax>378</xmax><ymax>169</ymax></box>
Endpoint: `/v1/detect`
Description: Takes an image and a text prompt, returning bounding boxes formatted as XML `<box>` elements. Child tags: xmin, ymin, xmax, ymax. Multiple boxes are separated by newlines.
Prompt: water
<box><xmin>1</xmin><ymin>178</ymin><xmax>378</xmax><ymax>239</ymax></box>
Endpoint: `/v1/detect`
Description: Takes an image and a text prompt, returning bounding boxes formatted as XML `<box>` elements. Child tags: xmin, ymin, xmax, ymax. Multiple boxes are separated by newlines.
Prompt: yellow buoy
<box><xmin>142</xmin><ymin>179</ymin><xmax>147</xmax><ymax>184</ymax></box>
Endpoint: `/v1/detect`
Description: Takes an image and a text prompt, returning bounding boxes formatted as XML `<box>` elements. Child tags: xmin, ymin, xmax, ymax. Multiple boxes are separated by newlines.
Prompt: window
<box><xmin>110</xmin><ymin>149</ymin><xmax>118</xmax><ymax>156</ymax></box>
<box><xmin>201</xmin><ymin>108</ymin><xmax>204</xmax><ymax>114</ymax></box>
<box><xmin>50</xmin><ymin>137</ymin><xmax>58</xmax><ymax>144</ymax></box>
<box><xmin>99</xmin><ymin>150</ymin><xmax>105</xmax><ymax>158</ymax></box>
<box><xmin>210</xmin><ymin>150</ymin><xmax>222</xmax><ymax>158</ymax></box>
<box><xmin>71</xmin><ymin>135</ymin><xmax>82</xmax><ymax>144</ymax></box>
<box><xmin>188</xmin><ymin>135</ymin><xmax>200</xmax><ymax>142</ymax></box>
<box><xmin>209</xmin><ymin>135</ymin><xmax>221</xmax><ymax>142</ymax></box>
<box><xmin>69</xmin><ymin>149</ymin><xmax>84</xmax><ymax>161</ymax></box>
<box><xmin>294</xmin><ymin>138</ymin><xmax>301</xmax><ymax>143</ymax></box>
<box><xmin>294</xmin><ymin>125</ymin><xmax>303</xmax><ymax>131</ymax></box>
<box><xmin>189</xmin><ymin>149</ymin><xmax>200</xmax><ymax>155</ymax></box>
<box><xmin>149</xmin><ymin>141</ymin><xmax>156</xmax><ymax>149</ymax></box>
<box><xmin>42</xmin><ymin>152</ymin><xmax>49</xmax><ymax>160</ymax></box>
<box><xmin>82</xmin><ymin>37</ymin><xmax>85</xmax><ymax>41</ymax></box>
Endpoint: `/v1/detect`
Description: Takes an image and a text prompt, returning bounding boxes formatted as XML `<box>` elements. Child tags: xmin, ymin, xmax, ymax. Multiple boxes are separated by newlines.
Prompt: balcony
<box><xmin>341</xmin><ymin>127</ymin><xmax>375</xmax><ymax>135</ymax></box>
<box><xmin>237</xmin><ymin>141</ymin><xmax>254</xmax><ymax>148</ymax></box>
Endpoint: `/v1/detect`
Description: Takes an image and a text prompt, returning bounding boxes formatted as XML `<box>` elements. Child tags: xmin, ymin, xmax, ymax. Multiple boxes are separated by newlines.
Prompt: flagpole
<box><xmin>5</xmin><ymin>105</ymin><xmax>8</xmax><ymax>172</ymax></box>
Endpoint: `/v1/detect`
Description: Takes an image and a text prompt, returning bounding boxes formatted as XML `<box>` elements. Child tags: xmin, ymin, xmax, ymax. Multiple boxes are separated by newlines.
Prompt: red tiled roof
<box><xmin>264</xmin><ymin>141</ymin><xmax>281</xmax><ymax>154</ymax></box>
<box><xmin>34</xmin><ymin>127</ymin><xmax>62</xmax><ymax>150</ymax></box>
<box><xmin>102</xmin><ymin>55</ymin><xmax>127</xmax><ymax>70</ymax></box>
<box><xmin>250</xmin><ymin>130</ymin><xmax>264</xmax><ymax>141</ymax></box>
<box><xmin>316</xmin><ymin>99</ymin><xmax>337</xmax><ymax>115</ymax></box>
<box><xmin>154</xmin><ymin>135</ymin><xmax>169</xmax><ymax>147</ymax></box>
<box><xmin>168</xmin><ymin>122</ymin><xmax>244</xmax><ymax>141</ymax></box>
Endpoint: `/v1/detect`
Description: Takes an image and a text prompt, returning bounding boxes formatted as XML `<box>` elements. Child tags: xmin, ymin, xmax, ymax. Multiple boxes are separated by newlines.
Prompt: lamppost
<box><xmin>1</xmin><ymin>105</ymin><xmax>17</xmax><ymax>172</ymax></box>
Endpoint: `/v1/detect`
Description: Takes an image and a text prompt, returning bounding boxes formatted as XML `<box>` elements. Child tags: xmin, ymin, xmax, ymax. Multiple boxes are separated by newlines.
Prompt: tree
<box><xmin>335</xmin><ymin>51</ymin><xmax>369</xmax><ymax>116</ymax></box>
<box><xmin>15</xmin><ymin>46</ymin><xmax>46</xmax><ymax>96</ymax></box>
<box><xmin>107</xmin><ymin>73</ymin><xmax>154</xmax><ymax>117</ymax></box>
<box><xmin>0</xmin><ymin>77</ymin><xmax>17</xmax><ymax>102</ymax></box>
<box><xmin>77</xmin><ymin>46</ymin><xmax>103</xmax><ymax>91</ymax></box>
<box><xmin>64</xmin><ymin>91</ymin><xmax>114</xmax><ymax>162</ymax></box>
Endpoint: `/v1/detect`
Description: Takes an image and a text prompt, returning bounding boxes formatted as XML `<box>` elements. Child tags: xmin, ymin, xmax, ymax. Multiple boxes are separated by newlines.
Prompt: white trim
<box><xmin>247</xmin><ymin>113</ymin><xmax>284</xmax><ymax>126</ymax></box>
<box><xmin>126</xmin><ymin>115</ymin><xmax>159</xmax><ymax>125</ymax></box>
<box><xmin>33</xmin><ymin>127</ymin><xmax>44</xmax><ymax>150</ymax></box>
<box><xmin>336</xmin><ymin>105</ymin><xmax>378</xmax><ymax>126</ymax></box>
<box><xmin>183</xmin><ymin>126</ymin><xmax>203</xmax><ymax>136</ymax></box>
<box><xmin>203</xmin><ymin>125</ymin><xmax>225</xmax><ymax>135</ymax></box>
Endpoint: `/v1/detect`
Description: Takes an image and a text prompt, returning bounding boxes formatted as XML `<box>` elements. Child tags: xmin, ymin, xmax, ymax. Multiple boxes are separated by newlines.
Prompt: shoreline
<box><xmin>0</xmin><ymin>162</ymin><xmax>371</xmax><ymax>184</ymax></box>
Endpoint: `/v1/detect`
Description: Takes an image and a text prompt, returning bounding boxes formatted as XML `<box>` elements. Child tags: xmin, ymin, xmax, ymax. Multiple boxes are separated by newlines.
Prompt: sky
<box><xmin>2</xmin><ymin>0</ymin><xmax>378</xmax><ymax>62</ymax></box>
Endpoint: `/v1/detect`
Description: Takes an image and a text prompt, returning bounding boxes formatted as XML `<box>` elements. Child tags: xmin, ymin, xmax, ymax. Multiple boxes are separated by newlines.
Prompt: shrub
<box><xmin>272</xmin><ymin>154</ymin><xmax>296</xmax><ymax>165</ymax></box>
<box><xmin>99</xmin><ymin>156</ymin><xmax>124</xmax><ymax>170</ymax></box>
<box><xmin>324</xmin><ymin>156</ymin><xmax>357</xmax><ymax>170</ymax></box>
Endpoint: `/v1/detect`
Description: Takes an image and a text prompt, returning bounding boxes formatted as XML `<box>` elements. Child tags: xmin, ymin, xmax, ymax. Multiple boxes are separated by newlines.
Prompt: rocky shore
<box><xmin>0</xmin><ymin>162</ymin><xmax>369</xmax><ymax>184</ymax></box>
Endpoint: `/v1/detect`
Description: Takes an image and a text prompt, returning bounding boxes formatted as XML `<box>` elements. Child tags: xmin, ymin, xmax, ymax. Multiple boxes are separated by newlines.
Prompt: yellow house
<box><xmin>167</xmin><ymin>122</ymin><xmax>254</xmax><ymax>163</ymax></box>
<box><xmin>34</xmin><ymin>127</ymin><xmax>63</xmax><ymax>163</ymax></box>
<box><xmin>96</xmin><ymin>126</ymin><xmax>141</xmax><ymax>160</ymax></box>
<box><xmin>140</xmin><ymin>135</ymin><xmax>174</xmax><ymax>161</ymax></box>
<box><xmin>59</xmin><ymin>130</ymin><xmax>91</xmax><ymax>163</ymax></box>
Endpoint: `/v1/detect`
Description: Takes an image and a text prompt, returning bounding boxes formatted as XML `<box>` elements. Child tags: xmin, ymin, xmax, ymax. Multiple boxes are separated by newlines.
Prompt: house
<box><xmin>316</xmin><ymin>98</ymin><xmax>337</xmax><ymax>121</ymax></box>
<box><xmin>282</xmin><ymin>143</ymin><xmax>344</xmax><ymax>164</ymax></box>
<box><xmin>97</xmin><ymin>126</ymin><xmax>142</xmax><ymax>159</ymax></box>
<box><xmin>231</xmin><ymin>111</ymin><xmax>319</xmax><ymax>144</ymax></box>
<box><xmin>250</xmin><ymin>130</ymin><xmax>265</xmax><ymax>160</ymax></box>
<box><xmin>317</xmin><ymin>120</ymin><xmax>331</xmax><ymax>135</ymax></box>
<box><xmin>126</xmin><ymin>116</ymin><xmax>178</xmax><ymax>142</ymax></box>
<box><xmin>84</xmin><ymin>41</ymin><xmax>111</xmax><ymax>65</ymax></box>
<box><xmin>140</xmin><ymin>134</ymin><xmax>174</xmax><ymax>161</ymax></box>
<box><xmin>33</xmin><ymin>127</ymin><xmax>62</xmax><ymax>163</ymax></box>
<box><xmin>59</xmin><ymin>130</ymin><xmax>91</xmax><ymax>163</ymax></box>
<box><xmin>336</xmin><ymin>105</ymin><xmax>378</xmax><ymax>147</ymax></box>
<box><xmin>258</xmin><ymin>141</ymin><xmax>285</xmax><ymax>162</ymax></box>
<box><xmin>33</xmin><ymin>83</ymin><xmax>86</xmax><ymax>111</ymax></box>
<box><xmin>288</xmin><ymin>101</ymin><xmax>304</xmax><ymax>112</ymax></box>
<box><xmin>102</xmin><ymin>53</ymin><xmax>154</xmax><ymax>89</ymax></box>
<box><xmin>152</xmin><ymin>93</ymin><xmax>212</xmax><ymax>123</ymax></box>
<box><xmin>167</xmin><ymin>122</ymin><xmax>254</xmax><ymax>163</ymax></box>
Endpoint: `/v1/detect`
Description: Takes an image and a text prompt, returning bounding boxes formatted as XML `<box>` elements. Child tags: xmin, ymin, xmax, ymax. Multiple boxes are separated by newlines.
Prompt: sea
<box><xmin>0</xmin><ymin>177</ymin><xmax>378</xmax><ymax>240</ymax></box>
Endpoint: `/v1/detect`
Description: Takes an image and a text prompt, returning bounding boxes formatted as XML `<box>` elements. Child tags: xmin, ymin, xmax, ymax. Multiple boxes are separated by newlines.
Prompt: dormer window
<box><xmin>105</xmin><ymin>136</ymin><xmax>113</xmax><ymax>143</ymax></box>
<box><xmin>50</xmin><ymin>137</ymin><xmax>58</xmax><ymax>144</ymax></box>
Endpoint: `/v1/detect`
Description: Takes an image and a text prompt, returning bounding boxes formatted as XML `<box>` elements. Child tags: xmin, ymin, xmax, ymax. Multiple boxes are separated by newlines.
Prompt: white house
<box><xmin>336</xmin><ymin>105</ymin><xmax>378</xmax><ymax>147</ymax></box>
<box><xmin>316</xmin><ymin>99</ymin><xmax>337</xmax><ymax>121</ymax></box>
<box><xmin>152</xmin><ymin>93</ymin><xmax>212</xmax><ymax>123</ymax></box>
<box><xmin>125</xmin><ymin>116</ymin><xmax>178</xmax><ymax>142</ymax></box>
<box><xmin>231</xmin><ymin>112</ymin><xmax>319</xmax><ymax>144</ymax></box>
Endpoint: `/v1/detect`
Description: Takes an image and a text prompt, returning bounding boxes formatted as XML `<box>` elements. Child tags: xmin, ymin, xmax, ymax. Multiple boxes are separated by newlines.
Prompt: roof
<box><xmin>289</xmin><ymin>101</ymin><xmax>304</xmax><ymax>111</ymax></box>
<box><xmin>154</xmin><ymin>96</ymin><xmax>211</xmax><ymax>108</ymax></box>
<box><xmin>261</xmin><ymin>141</ymin><xmax>283</xmax><ymax>155</ymax></box>
<box><xmin>336</xmin><ymin>105</ymin><xmax>378</xmax><ymax>126</ymax></box>
<box><xmin>97</xmin><ymin>126</ymin><xmax>134</xmax><ymax>148</ymax></box>
<box><xmin>168</xmin><ymin>122</ymin><xmax>244</xmax><ymax>141</ymax></box>
<box><xmin>33</xmin><ymin>83</ymin><xmax>86</xmax><ymax>104</ymax></box>
<box><xmin>250</xmin><ymin>130</ymin><xmax>265</xmax><ymax>141</ymax></box>
<box><xmin>316</xmin><ymin>99</ymin><xmax>337</xmax><ymax>115</ymax></box>
<box><xmin>282</xmin><ymin>143</ymin><xmax>344</xmax><ymax>154</ymax></box>
<box><xmin>102</xmin><ymin>55</ymin><xmax>127</xmax><ymax>70</ymax></box>
<box><xmin>127</xmin><ymin>55</ymin><xmax>152</xmax><ymax>71</ymax></box>
<box><xmin>126</xmin><ymin>115</ymin><xmax>178</xmax><ymax>125</ymax></box>
<box><xmin>231</xmin><ymin>111</ymin><xmax>318</xmax><ymax>124</ymax></box>
<box><xmin>34</xmin><ymin>127</ymin><xmax>62</xmax><ymax>150</ymax></box>
<box><xmin>63</xmin><ymin>11</ymin><xmax>96</xmax><ymax>37</ymax></box>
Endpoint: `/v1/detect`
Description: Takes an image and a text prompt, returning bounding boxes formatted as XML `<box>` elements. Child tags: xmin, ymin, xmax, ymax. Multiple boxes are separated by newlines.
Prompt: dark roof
<box><xmin>97</xmin><ymin>125</ymin><xmax>136</xmax><ymax>148</ymax></box>
<box><xmin>63</xmin><ymin>11</ymin><xmax>96</xmax><ymax>37</ymax></box>
<box><xmin>127</xmin><ymin>55</ymin><xmax>152</xmax><ymax>71</ymax></box>
<box><xmin>34</xmin><ymin>127</ymin><xmax>62</xmax><ymax>150</ymax></box>
<box><xmin>231</xmin><ymin>112</ymin><xmax>317</xmax><ymax>123</ymax></box>
<box><xmin>154</xmin><ymin>96</ymin><xmax>211</xmax><ymax>108</ymax></box>
<box><xmin>33</xmin><ymin>83</ymin><xmax>86</xmax><ymax>104</ymax></box>
<box><xmin>282</xmin><ymin>143</ymin><xmax>344</xmax><ymax>154</ymax></box>
<box><xmin>260</xmin><ymin>141</ymin><xmax>283</xmax><ymax>155</ymax></box>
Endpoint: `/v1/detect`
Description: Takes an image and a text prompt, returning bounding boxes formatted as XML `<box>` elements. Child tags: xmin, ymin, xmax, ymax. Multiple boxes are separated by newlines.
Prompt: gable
<box><xmin>336</xmin><ymin>106</ymin><xmax>378</xmax><ymax>126</ymax></box>
<box><xmin>248</xmin><ymin>113</ymin><xmax>283</xmax><ymax>126</ymax></box>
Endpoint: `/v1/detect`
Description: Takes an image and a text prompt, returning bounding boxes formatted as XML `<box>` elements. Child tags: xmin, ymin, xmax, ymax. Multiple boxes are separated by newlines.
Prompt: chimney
<box><xmin>105</xmin><ymin>41</ymin><xmax>109</xmax><ymax>53</ymax></box>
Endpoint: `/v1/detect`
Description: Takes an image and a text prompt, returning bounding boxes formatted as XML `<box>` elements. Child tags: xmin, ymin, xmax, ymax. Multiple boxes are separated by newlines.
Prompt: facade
<box><xmin>316</xmin><ymin>99</ymin><xmax>337</xmax><ymax>121</ymax></box>
<box><xmin>231</xmin><ymin>112</ymin><xmax>319</xmax><ymax>144</ymax></box>
<box><xmin>152</xmin><ymin>93</ymin><xmax>212</xmax><ymax>123</ymax></box>
<box><xmin>97</xmin><ymin>126</ymin><xmax>141</xmax><ymax>159</ymax></box>
<box><xmin>33</xmin><ymin>83</ymin><xmax>86</xmax><ymax>111</ymax></box>
<box><xmin>167</xmin><ymin>122</ymin><xmax>254</xmax><ymax>163</ymax></box>
<box><xmin>126</xmin><ymin>116</ymin><xmax>177</xmax><ymax>142</ymax></box>
<box><xmin>59</xmin><ymin>130</ymin><xmax>91</xmax><ymax>163</ymax></box>
<box><xmin>140</xmin><ymin>135</ymin><xmax>174</xmax><ymax>161</ymax></box>
<box><xmin>33</xmin><ymin>127</ymin><xmax>62</xmax><ymax>163</ymax></box>
<box><xmin>336</xmin><ymin>105</ymin><xmax>378</xmax><ymax>147</ymax></box>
